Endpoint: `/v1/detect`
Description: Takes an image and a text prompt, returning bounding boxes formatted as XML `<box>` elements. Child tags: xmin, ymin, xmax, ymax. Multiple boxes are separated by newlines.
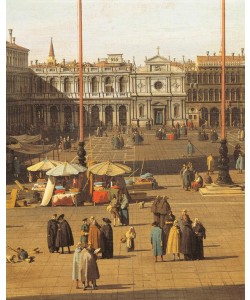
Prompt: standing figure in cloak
<box><xmin>150</xmin><ymin>222</ymin><xmax>163</xmax><ymax>262</ymax></box>
<box><xmin>180</xmin><ymin>215</ymin><xmax>195</xmax><ymax>261</ymax></box>
<box><xmin>72</xmin><ymin>242</ymin><xmax>83</xmax><ymax>289</ymax></box>
<box><xmin>120</xmin><ymin>192</ymin><xmax>129</xmax><ymax>226</ymax></box>
<box><xmin>162</xmin><ymin>210</ymin><xmax>175</xmax><ymax>256</ymax></box>
<box><xmin>55</xmin><ymin>214</ymin><xmax>74</xmax><ymax>254</ymax></box>
<box><xmin>158</xmin><ymin>196</ymin><xmax>171</xmax><ymax>228</ymax></box>
<box><xmin>183</xmin><ymin>166</ymin><xmax>191</xmax><ymax>191</ymax></box>
<box><xmin>236</xmin><ymin>152</ymin><xmax>244</xmax><ymax>174</ymax></box>
<box><xmin>80</xmin><ymin>218</ymin><xmax>89</xmax><ymax>245</ymax></box>
<box><xmin>178</xmin><ymin>209</ymin><xmax>192</xmax><ymax>233</ymax></box>
<box><xmin>186</xmin><ymin>140</ymin><xmax>195</xmax><ymax>156</ymax></box>
<box><xmin>88</xmin><ymin>219</ymin><xmax>104</xmax><ymax>253</ymax></box>
<box><xmin>47</xmin><ymin>214</ymin><xmax>59</xmax><ymax>253</ymax></box>
<box><xmin>125</xmin><ymin>227</ymin><xmax>136</xmax><ymax>252</ymax></box>
<box><xmin>167</xmin><ymin>219</ymin><xmax>181</xmax><ymax>261</ymax></box>
<box><xmin>110</xmin><ymin>194</ymin><xmax>121</xmax><ymax>227</ymax></box>
<box><xmin>192</xmin><ymin>218</ymin><xmax>206</xmax><ymax>260</ymax></box>
<box><xmin>79</xmin><ymin>243</ymin><xmax>100</xmax><ymax>290</ymax></box>
<box><xmin>101</xmin><ymin>218</ymin><xmax>113</xmax><ymax>259</ymax></box>
<box><xmin>151</xmin><ymin>195</ymin><xmax>161</xmax><ymax>223</ymax></box>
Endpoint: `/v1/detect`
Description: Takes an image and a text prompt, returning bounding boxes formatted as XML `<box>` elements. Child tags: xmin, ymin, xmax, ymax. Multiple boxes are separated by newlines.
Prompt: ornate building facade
<box><xmin>185</xmin><ymin>50</ymin><xmax>245</xmax><ymax>127</ymax></box>
<box><xmin>6</xmin><ymin>30</ymin><xmax>245</xmax><ymax>135</ymax></box>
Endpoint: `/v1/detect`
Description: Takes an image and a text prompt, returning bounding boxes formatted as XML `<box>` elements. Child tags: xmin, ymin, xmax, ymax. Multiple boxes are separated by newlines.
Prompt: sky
<box><xmin>5</xmin><ymin>0</ymin><xmax>245</xmax><ymax>65</ymax></box>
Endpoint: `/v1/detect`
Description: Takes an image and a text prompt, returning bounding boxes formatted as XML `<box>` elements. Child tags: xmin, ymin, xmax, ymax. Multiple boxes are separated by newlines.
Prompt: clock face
<box><xmin>154</xmin><ymin>81</ymin><xmax>163</xmax><ymax>90</ymax></box>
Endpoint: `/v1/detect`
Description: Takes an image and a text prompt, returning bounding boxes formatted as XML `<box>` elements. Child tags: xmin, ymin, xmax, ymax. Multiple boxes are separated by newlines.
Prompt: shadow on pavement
<box><xmin>204</xmin><ymin>255</ymin><xmax>238</xmax><ymax>260</ymax></box>
<box><xmin>7</xmin><ymin>284</ymin><xmax>245</xmax><ymax>300</ymax></box>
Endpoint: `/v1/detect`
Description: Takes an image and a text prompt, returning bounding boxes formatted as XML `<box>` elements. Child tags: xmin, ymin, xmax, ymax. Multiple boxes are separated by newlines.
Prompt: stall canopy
<box><xmin>46</xmin><ymin>162</ymin><xmax>87</xmax><ymax>177</ymax></box>
<box><xmin>7</xmin><ymin>142</ymin><xmax>56</xmax><ymax>155</ymax></box>
<box><xmin>88</xmin><ymin>161</ymin><xmax>132</xmax><ymax>176</ymax></box>
<box><xmin>9</xmin><ymin>134</ymin><xmax>42</xmax><ymax>144</ymax></box>
<box><xmin>27</xmin><ymin>158</ymin><xmax>62</xmax><ymax>172</ymax></box>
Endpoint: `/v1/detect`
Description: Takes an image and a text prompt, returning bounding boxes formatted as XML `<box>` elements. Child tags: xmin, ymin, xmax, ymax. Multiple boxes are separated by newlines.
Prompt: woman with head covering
<box><xmin>162</xmin><ymin>210</ymin><xmax>175</xmax><ymax>256</ymax></box>
<box><xmin>192</xmin><ymin>218</ymin><xmax>206</xmax><ymax>260</ymax></box>
<box><xmin>125</xmin><ymin>227</ymin><xmax>136</xmax><ymax>252</ymax></box>
<box><xmin>167</xmin><ymin>219</ymin><xmax>181</xmax><ymax>261</ymax></box>
<box><xmin>88</xmin><ymin>219</ymin><xmax>104</xmax><ymax>253</ymax></box>
<box><xmin>55</xmin><ymin>214</ymin><xmax>74</xmax><ymax>254</ymax></box>
<box><xmin>101</xmin><ymin>218</ymin><xmax>113</xmax><ymax>258</ymax></box>
<box><xmin>150</xmin><ymin>222</ymin><xmax>163</xmax><ymax>262</ymax></box>
<box><xmin>151</xmin><ymin>195</ymin><xmax>161</xmax><ymax>223</ymax></box>
<box><xmin>180</xmin><ymin>215</ymin><xmax>195</xmax><ymax>261</ymax></box>
<box><xmin>72</xmin><ymin>242</ymin><xmax>83</xmax><ymax>289</ymax></box>
<box><xmin>120</xmin><ymin>191</ymin><xmax>129</xmax><ymax>226</ymax></box>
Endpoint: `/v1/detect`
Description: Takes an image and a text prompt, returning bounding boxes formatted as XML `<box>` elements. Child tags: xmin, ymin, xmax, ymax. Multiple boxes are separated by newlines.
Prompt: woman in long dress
<box><xmin>167</xmin><ymin>220</ymin><xmax>181</xmax><ymax>261</ymax></box>
<box><xmin>72</xmin><ymin>242</ymin><xmax>83</xmax><ymax>289</ymax></box>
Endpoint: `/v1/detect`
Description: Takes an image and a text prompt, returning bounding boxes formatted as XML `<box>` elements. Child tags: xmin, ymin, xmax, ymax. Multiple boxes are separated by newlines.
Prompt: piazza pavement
<box><xmin>6</xmin><ymin>127</ymin><xmax>245</xmax><ymax>300</ymax></box>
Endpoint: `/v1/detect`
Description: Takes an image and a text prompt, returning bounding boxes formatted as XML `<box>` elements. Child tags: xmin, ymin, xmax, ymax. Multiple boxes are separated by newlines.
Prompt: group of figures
<box><xmin>107</xmin><ymin>190</ymin><xmax>130</xmax><ymax>227</ymax></box>
<box><xmin>132</xmin><ymin>128</ymin><xmax>144</xmax><ymax>145</ymax></box>
<box><xmin>180</xmin><ymin>162</ymin><xmax>204</xmax><ymax>192</ymax></box>
<box><xmin>151</xmin><ymin>196</ymin><xmax>206</xmax><ymax>262</ymax></box>
<box><xmin>57</xmin><ymin>136</ymin><xmax>72</xmax><ymax>152</ymax></box>
<box><xmin>111</xmin><ymin>134</ymin><xmax>125</xmax><ymax>150</ymax></box>
<box><xmin>155</xmin><ymin>123</ymin><xmax>188</xmax><ymax>140</ymax></box>
<box><xmin>96</xmin><ymin>126</ymin><xmax>108</xmax><ymax>137</ymax></box>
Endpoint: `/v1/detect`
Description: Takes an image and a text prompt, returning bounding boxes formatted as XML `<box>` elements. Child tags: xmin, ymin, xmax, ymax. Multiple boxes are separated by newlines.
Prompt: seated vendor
<box><xmin>191</xmin><ymin>172</ymin><xmax>203</xmax><ymax>191</ymax></box>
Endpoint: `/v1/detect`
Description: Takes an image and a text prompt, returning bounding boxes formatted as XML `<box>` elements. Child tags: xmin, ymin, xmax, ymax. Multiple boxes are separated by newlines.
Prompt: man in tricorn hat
<box><xmin>47</xmin><ymin>214</ymin><xmax>59</xmax><ymax>253</ymax></box>
<box><xmin>55</xmin><ymin>214</ymin><xmax>74</xmax><ymax>254</ymax></box>
<box><xmin>80</xmin><ymin>218</ymin><xmax>89</xmax><ymax>245</ymax></box>
<box><xmin>101</xmin><ymin>218</ymin><xmax>113</xmax><ymax>259</ymax></box>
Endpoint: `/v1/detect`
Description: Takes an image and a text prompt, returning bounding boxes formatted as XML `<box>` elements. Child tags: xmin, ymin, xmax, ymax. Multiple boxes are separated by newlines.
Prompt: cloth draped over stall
<box><xmin>9</xmin><ymin>134</ymin><xmax>42</xmax><ymax>144</ymax></box>
<box><xmin>7</xmin><ymin>142</ymin><xmax>56</xmax><ymax>155</ymax></box>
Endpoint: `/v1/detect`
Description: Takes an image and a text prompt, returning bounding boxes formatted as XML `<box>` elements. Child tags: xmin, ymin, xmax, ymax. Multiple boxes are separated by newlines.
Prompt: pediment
<box><xmin>146</xmin><ymin>55</ymin><xmax>170</xmax><ymax>64</ymax></box>
<box><xmin>153</xmin><ymin>101</ymin><xmax>164</xmax><ymax>106</ymax></box>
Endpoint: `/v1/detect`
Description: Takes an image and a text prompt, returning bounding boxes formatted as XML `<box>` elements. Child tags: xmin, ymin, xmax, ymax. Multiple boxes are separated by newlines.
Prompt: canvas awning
<box><xmin>7</xmin><ymin>142</ymin><xmax>56</xmax><ymax>155</ymax></box>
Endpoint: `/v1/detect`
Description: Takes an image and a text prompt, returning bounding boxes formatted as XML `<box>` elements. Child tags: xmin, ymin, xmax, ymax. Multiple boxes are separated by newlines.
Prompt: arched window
<box><xmin>174</xmin><ymin>104</ymin><xmax>180</xmax><ymax>118</ymax></box>
<box><xmin>105</xmin><ymin>77</ymin><xmax>113</xmax><ymax>93</ymax></box>
<box><xmin>187</xmin><ymin>89</ymin><xmax>192</xmax><ymax>101</ymax></box>
<box><xmin>210</xmin><ymin>107</ymin><xmax>219</xmax><ymax>126</ymax></box>
<box><xmin>139</xmin><ymin>105</ymin><xmax>144</xmax><ymax>117</ymax></box>
<box><xmin>186</xmin><ymin>73</ymin><xmax>191</xmax><ymax>84</ymax></box>
<box><xmin>92</xmin><ymin>77</ymin><xmax>98</xmax><ymax>93</ymax></box>
<box><xmin>215</xmin><ymin>89</ymin><xmax>220</xmax><ymax>101</ymax></box>
<box><xmin>209</xmin><ymin>89</ymin><xmax>214</xmax><ymax>101</ymax></box>
<box><xmin>193</xmin><ymin>90</ymin><xmax>197</xmax><ymax>101</ymax></box>
<box><xmin>119</xmin><ymin>77</ymin><xmax>127</xmax><ymax>93</ymax></box>
<box><xmin>214</xmin><ymin>72</ymin><xmax>220</xmax><ymax>84</ymax></box>
<box><xmin>225</xmin><ymin>89</ymin><xmax>230</xmax><ymax>101</ymax></box>
<box><xmin>36</xmin><ymin>77</ymin><xmax>43</xmax><ymax>93</ymax></box>
<box><xmin>231</xmin><ymin>89</ymin><xmax>236</xmax><ymax>101</ymax></box>
<box><xmin>50</xmin><ymin>78</ymin><xmax>57</xmax><ymax>92</ymax></box>
<box><xmin>192</xmin><ymin>73</ymin><xmax>197</xmax><ymax>83</ymax></box>
<box><xmin>198</xmin><ymin>89</ymin><xmax>203</xmax><ymax>101</ymax></box>
<box><xmin>204</xmin><ymin>89</ymin><xmax>208</xmax><ymax>101</ymax></box>
<box><xmin>105</xmin><ymin>106</ymin><xmax>113</xmax><ymax>126</ymax></box>
<box><xmin>50</xmin><ymin>106</ymin><xmax>58</xmax><ymax>127</ymax></box>
<box><xmin>209</xmin><ymin>73</ymin><xmax>213</xmax><ymax>84</ymax></box>
<box><xmin>231</xmin><ymin>73</ymin><xmax>236</xmax><ymax>83</ymax></box>
<box><xmin>119</xmin><ymin>105</ymin><xmax>127</xmax><ymax>125</ymax></box>
<box><xmin>64</xmin><ymin>78</ymin><xmax>71</xmax><ymax>93</ymax></box>
<box><xmin>203</xmin><ymin>73</ymin><xmax>208</xmax><ymax>84</ymax></box>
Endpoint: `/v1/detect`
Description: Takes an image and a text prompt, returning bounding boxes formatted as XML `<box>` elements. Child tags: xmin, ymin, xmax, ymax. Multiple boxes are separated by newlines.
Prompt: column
<box><xmin>208</xmin><ymin>112</ymin><xmax>211</xmax><ymax>127</ymax></box>
<box><xmin>126</xmin><ymin>105</ymin><xmax>129</xmax><ymax>125</ymax></box>
<box><xmin>113</xmin><ymin>105</ymin><xmax>117</xmax><ymax>125</ymax></box>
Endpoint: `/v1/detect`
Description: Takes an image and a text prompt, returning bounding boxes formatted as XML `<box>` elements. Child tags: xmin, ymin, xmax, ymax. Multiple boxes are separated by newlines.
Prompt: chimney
<box><xmin>232</xmin><ymin>53</ymin><xmax>234</xmax><ymax>59</ymax></box>
<box><xmin>12</xmin><ymin>37</ymin><xmax>16</xmax><ymax>44</ymax></box>
<box><xmin>63</xmin><ymin>58</ymin><xmax>65</xmax><ymax>66</ymax></box>
<box><xmin>173</xmin><ymin>58</ymin><xmax>176</xmax><ymax>62</ymax></box>
<box><xmin>213</xmin><ymin>52</ymin><xmax>216</xmax><ymax>56</ymax></box>
<box><xmin>35</xmin><ymin>60</ymin><xmax>38</xmax><ymax>65</ymax></box>
<box><xmin>182</xmin><ymin>55</ymin><xmax>185</xmax><ymax>63</ymax></box>
<box><xmin>206</xmin><ymin>51</ymin><xmax>209</xmax><ymax>56</ymax></box>
<box><xmin>8</xmin><ymin>29</ymin><xmax>13</xmax><ymax>43</ymax></box>
<box><xmin>30</xmin><ymin>60</ymin><xmax>33</xmax><ymax>65</ymax></box>
<box><xmin>241</xmin><ymin>48</ymin><xmax>244</xmax><ymax>56</ymax></box>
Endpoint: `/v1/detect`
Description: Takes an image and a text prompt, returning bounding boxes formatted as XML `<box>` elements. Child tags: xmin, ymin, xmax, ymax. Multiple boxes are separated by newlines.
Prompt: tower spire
<box><xmin>47</xmin><ymin>37</ymin><xmax>55</xmax><ymax>65</ymax></box>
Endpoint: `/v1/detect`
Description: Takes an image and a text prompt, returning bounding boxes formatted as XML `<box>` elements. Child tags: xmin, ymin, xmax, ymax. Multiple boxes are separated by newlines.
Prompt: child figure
<box><xmin>72</xmin><ymin>242</ymin><xmax>83</xmax><ymax>289</ymax></box>
<box><xmin>167</xmin><ymin>220</ymin><xmax>181</xmax><ymax>261</ymax></box>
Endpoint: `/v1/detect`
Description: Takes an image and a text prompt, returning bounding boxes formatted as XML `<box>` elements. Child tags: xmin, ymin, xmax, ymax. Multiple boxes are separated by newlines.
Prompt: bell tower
<box><xmin>47</xmin><ymin>37</ymin><xmax>56</xmax><ymax>65</ymax></box>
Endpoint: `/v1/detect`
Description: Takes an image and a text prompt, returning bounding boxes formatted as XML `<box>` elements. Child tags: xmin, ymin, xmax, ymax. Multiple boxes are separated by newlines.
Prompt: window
<box><xmin>154</xmin><ymin>81</ymin><xmax>163</xmax><ymax>90</ymax></box>
<box><xmin>92</xmin><ymin>77</ymin><xmax>98</xmax><ymax>93</ymax></box>
<box><xmin>119</xmin><ymin>77</ymin><xmax>127</xmax><ymax>93</ymax></box>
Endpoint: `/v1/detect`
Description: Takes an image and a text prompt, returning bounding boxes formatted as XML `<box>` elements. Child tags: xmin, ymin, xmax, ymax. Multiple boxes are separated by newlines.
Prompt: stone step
<box><xmin>199</xmin><ymin>185</ymin><xmax>245</xmax><ymax>196</ymax></box>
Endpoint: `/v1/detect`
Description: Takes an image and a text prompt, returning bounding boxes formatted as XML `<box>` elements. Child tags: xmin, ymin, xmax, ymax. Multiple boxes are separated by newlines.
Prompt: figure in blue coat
<box><xmin>150</xmin><ymin>222</ymin><xmax>163</xmax><ymax>262</ymax></box>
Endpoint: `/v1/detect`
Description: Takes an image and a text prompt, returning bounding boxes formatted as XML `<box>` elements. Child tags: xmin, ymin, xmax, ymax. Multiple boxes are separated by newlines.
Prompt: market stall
<box><xmin>88</xmin><ymin>161</ymin><xmax>132</xmax><ymax>204</ymax></box>
<box><xmin>40</xmin><ymin>162</ymin><xmax>87</xmax><ymax>207</ymax></box>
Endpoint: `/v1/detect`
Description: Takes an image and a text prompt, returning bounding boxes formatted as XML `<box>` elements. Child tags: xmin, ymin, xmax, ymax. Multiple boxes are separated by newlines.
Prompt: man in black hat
<box><xmin>55</xmin><ymin>214</ymin><xmax>74</xmax><ymax>254</ymax></box>
<box><xmin>80</xmin><ymin>218</ymin><xmax>89</xmax><ymax>245</ymax></box>
<box><xmin>47</xmin><ymin>214</ymin><xmax>59</xmax><ymax>253</ymax></box>
<box><xmin>101</xmin><ymin>218</ymin><xmax>113</xmax><ymax>259</ymax></box>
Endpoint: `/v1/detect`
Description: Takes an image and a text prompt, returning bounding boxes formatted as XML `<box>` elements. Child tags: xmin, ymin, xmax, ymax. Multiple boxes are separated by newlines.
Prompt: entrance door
<box><xmin>154</xmin><ymin>109</ymin><xmax>163</xmax><ymax>125</ymax></box>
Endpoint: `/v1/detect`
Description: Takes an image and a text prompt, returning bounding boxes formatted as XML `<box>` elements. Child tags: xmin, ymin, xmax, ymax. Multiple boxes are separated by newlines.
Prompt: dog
<box><xmin>6</xmin><ymin>255</ymin><xmax>16</xmax><ymax>263</ymax></box>
<box><xmin>138</xmin><ymin>201</ymin><xmax>145</xmax><ymax>209</ymax></box>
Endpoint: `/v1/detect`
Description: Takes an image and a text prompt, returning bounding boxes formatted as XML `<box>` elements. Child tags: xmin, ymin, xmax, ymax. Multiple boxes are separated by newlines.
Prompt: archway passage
<box><xmin>91</xmin><ymin>105</ymin><xmax>100</xmax><ymax>127</ymax></box>
<box><xmin>119</xmin><ymin>105</ymin><xmax>127</xmax><ymax>125</ymax></box>
<box><xmin>64</xmin><ymin>106</ymin><xmax>72</xmax><ymax>132</ymax></box>
<box><xmin>105</xmin><ymin>106</ymin><xmax>113</xmax><ymax>126</ymax></box>
<box><xmin>231</xmin><ymin>107</ymin><xmax>240</xmax><ymax>127</ymax></box>
<box><xmin>210</xmin><ymin>107</ymin><xmax>219</xmax><ymax>127</ymax></box>
<box><xmin>199</xmin><ymin>107</ymin><xmax>208</xmax><ymax>127</ymax></box>
<box><xmin>154</xmin><ymin>109</ymin><xmax>163</xmax><ymax>125</ymax></box>
<box><xmin>50</xmin><ymin>106</ymin><xmax>58</xmax><ymax>128</ymax></box>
